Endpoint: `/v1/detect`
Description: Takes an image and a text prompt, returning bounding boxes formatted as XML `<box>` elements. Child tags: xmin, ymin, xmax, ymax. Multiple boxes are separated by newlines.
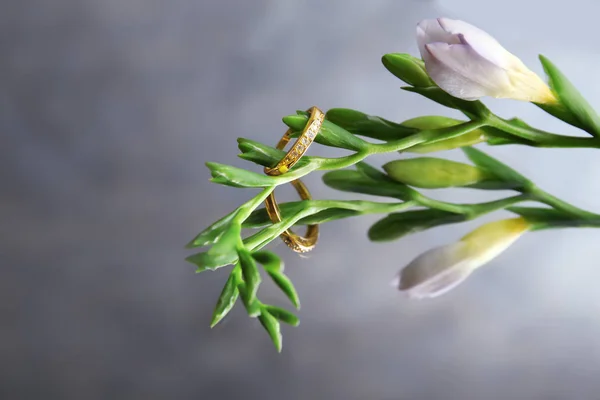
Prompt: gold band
<box><xmin>264</xmin><ymin>106</ymin><xmax>324</xmax><ymax>176</ymax></box>
<box><xmin>264</xmin><ymin>180</ymin><xmax>319</xmax><ymax>253</ymax></box>
<box><xmin>263</xmin><ymin>106</ymin><xmax>323</xmax><ymax>253</ymax></box>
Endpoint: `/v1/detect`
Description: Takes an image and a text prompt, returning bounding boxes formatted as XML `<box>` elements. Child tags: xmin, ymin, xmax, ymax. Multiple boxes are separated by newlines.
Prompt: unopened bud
<box><xmin>402</xmin><ymin>116</ymin><xmax>487</xmax><ymax>153</ymax></box>
<box><xmin>383</xmin><ymin>157</ymin><xmax>490</xmax><ymax>189</ymax></box>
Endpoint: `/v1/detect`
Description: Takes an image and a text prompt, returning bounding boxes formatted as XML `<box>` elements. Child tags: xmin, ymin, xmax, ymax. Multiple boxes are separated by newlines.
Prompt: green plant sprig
<box><xmin>188</xmin><ymin>52</ymin><xmax>600</xmax><ymax>351</ymax></box>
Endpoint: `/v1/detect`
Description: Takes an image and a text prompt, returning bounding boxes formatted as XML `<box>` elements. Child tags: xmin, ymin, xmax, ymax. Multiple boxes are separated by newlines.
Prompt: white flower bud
<box><xmin>417</xmin><ymin>18</ymin><xmax>557</xmax><ymax>104</ymax></box>
<box><xmin>395</xmin><ymin>217</ymin><xmax>530</xmax><ymax>299</ymax></box>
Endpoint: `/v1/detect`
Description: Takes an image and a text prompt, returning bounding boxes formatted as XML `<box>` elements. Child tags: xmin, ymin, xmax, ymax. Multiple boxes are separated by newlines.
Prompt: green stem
<box><xmin>530</xmin><ymin>219</ymin><xmax>600</xmax><ymax>231</ymax></box>
<box><xmin>527</xmin><ymin>186</ymin><xmax>600</xmax><ymax>219</ymax></box>
<box><xmin>244</xmin><ymin>194</ymin><xmax>533</xmax><ymax>249</ymax></box>
<box><xmin>300</xmin><ymin>199</ymin><xmax>416</xmax><ymax>215</ymax></box>
<box><xmin>487</xmin><ymin>114</ymin><xmax>600</xmax><ymax>148</ymax></box>
<box><xmin>301</xmin><ymin>120</ymin><xmax>486</xmax><ymax>175</ymax></box>
<box><xmin>468</xmin><ymin>194</ymin><xmax>533</xmax><ymax>218</ymax></box>
<box><xmin>369</xmin><ymin>120</ymin><xmax>486</xmax><ymax>154</ymax></box>
<box><xmin>412</xmin><ymin>193</ymin><xmax>531</xmax><ymax>217</ymax></box>
<box><xmin>244</xmin><ymin>200</ymin><xmax>417</xmax><ymax>250</ymax></box>
<box><xmin>233</xmin><ymin>186</ymin><xmax>276</xmax><ymax>224</ymax></box>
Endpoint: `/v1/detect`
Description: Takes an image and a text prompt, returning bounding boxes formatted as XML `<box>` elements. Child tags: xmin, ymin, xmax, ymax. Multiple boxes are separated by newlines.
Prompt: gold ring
<box><xmin>264</xmin><ymin>106</ymin><xmax>324</xmax><ymax>176</ymax></box>
<box><xmin>264</xmin><ymin>180</ymin><xmax>319</xmax><ymax>253</ymax></box>
<box><xmin>263</xmin><ymin>106</ymin><xmax>323</xmax><ymax>253</ymax></box>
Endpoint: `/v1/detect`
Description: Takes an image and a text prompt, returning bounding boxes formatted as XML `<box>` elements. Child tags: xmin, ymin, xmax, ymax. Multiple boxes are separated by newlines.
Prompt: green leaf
<box><xmin>325</xmin><ymin>108</ymin><xmax>416</xmax><ymax>142</ymax></box>
<box><xmin>186</xmin><ymin>222</ymin><xmax>241</xmax><ymax>271</ymax></box>
<box><xmin>186</xmin><ymin>210</ymin><xmax>237</xmax><ymax>248</ymax></box>
<box><xmin>237</xmin><ymin>138</ymin><xmax>286</xmax><ymax>167</ymax></box>
<box><xmin>238</xmin><ymin>284</ymin><xmax>261</xmax><ymax>317</ymax></box>
<box><xmin>236</xmin><ymin>267</ymin><xmax>261</xmax><ymax>317</ymax></box>
<box><xmin>322</xmin><ymin>170</ymin><xmax>416</xmax><ymax>200</ymax></box>
<box><xmin>282</xmin><ymin>114</ymin><xmax>369</xmax><ymax>151</ymax></box>
<box><xmin>382</xmin><ymin>53</ymin><xmax>434</xmax><ymax>87</ymax></box>
<box><xmin>462</xmin><ymin>147</ymin><xmax>531</xmax><ymax>189</ymax></box>
<box><xmin>368</xmin><ymin>209</ymin><xmax>465</xmax><ymax>241</ymax></box>
<box><xmin>238</xmin><ymin>248</ymin><xmax>261</xmax><ymax>304</ymax></box>
<box><xmin>210</xmin><ymin>270</ymin><xmax>240</xmax><ymax>328</ymax></box>
<box><xmin>266</xmin><ymin>270</ymin><xmax>300</xmax><ymax>309</ymax></box>
<box><xmin>258</xmin><ymin>310</ymin><xmax>282</xmax><ymax>352</ymax></box>
<box><xmin>402</xmin><ymin>86</ymin><xmax>489</xmax><ymax>119</ymax></box>
<box><xmin>206</xmin><ymin>162</ymin><xmax>275</xmax><ymax>188</ymax></box>
<box><xmin>185</xmin><ymin>250</ymin><xmax>237</xmax><ymax>272</ymax></box>
<box><xmin>263</xmin><ymin>305</ymin><xmax>299</xmax><ymax>326</ymax></box>
<box><xmin>507</xmin><ymin>206</ymin><xmax>586</xmax><ymax>230</ymax></box>
<box><xmin>383</xmin><ymin>158</ymin><xmax>491</xmax><ymax>189</ymax></box>
<box><xmin>297</xmin><ymin>208</ymin><xmax>361</xmax><ymax>225</ymax></box>
<box><xmin>252</xmin><ymin>250</ymin><xmax>283</xmax><ymax>272</ymax></box>
<box><xmin>538</xmin><ymin>55</ymin><xmax>600</xmax><ymax>137</ymax></box>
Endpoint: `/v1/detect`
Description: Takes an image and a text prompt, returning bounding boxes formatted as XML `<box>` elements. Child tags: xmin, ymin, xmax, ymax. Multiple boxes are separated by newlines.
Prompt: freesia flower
<box><xmin>394</xmin><ymin>217</ymin><xmax>530</xmax><ymax>299</ymax></box>
<box><xmin>417</xmin><ymin>18</ymin><xmax>557</xmax><ymax>104</ymax></box>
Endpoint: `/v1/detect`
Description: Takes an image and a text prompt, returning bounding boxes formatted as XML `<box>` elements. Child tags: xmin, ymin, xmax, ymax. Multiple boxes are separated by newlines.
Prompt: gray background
<box><xmin>3</xmin><ymin>0</ymin><xmax>600</xmax><ymax>399</ymax></box>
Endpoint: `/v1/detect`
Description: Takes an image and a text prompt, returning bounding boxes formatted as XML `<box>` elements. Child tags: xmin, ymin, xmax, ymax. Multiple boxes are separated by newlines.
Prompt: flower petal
<box><xmin>416</xmin><ymin>19</ymin><xmax>459</xmax><ymax>59</ymax></box>
<box><xmin>461</xmin><ymin>217</ymin><xmax>529</xmax><ymax>265</ymax></box>
<box><xmin>397</xmin><ymin>242</ymin><xmax>474</xmax><ymax>298</ymax></box>
<box><xmin>437</xmin><ymin>18</ymin><xmax>510</xmax><ymax>68</ymax></box>
<box><xmin>424</xmin><ymin>42</ymin><xmax>510</xmax><ymax>100</ymax></box>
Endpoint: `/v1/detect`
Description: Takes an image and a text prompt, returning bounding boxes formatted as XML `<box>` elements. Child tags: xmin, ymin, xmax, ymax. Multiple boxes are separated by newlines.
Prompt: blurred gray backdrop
<box><xmin>3</xmin><ymin>0</ymin><xmax>600</xmax><ymax>399</ymax></box>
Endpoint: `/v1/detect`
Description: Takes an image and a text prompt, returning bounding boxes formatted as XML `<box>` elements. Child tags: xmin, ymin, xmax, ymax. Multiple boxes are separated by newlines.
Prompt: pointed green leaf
<box><xmin>237</xmin><ymin>138</ymin><xmax>285</xmax><ymax>167</ymax></box>
<box><xmin>186</xmin><ymin>250</ymin><xmax>237</xmax><ymax>272</ymax></box>
<box><xmin>462</xmin><ymin>147</ymin><xmax>531</xmax><ymax>189</ymax></box>
<box><xmin>186</xmin><ymin>222</ymin><xmax>241</xmax><ymax>271</ymax></box>
<box><xmin>297</xmin><ymin>208</ymin><xmax>361</xmax><ymax>225</ymax></box>
<box><xmin>325</xmin><ymin>108</ymin><xmax>416</xmax><ymax>141</ymax></box>
<box><xmin>258</xmin><ymin>310</ymin><xmax>282</xmax><ymax>352</ymax></box>
<box><xmin>252</xmin><ymin>251</ymin><xmax>283</xmax><ymax>272</ymax></box>
<box><xmin>263</xmin><ymin>305</ymin><xmax>299</xmax><ymax>326</ymax></box>
<box><xmin>282</xmin><ymin>114</ymin><xmax>369</xmax><ymax>151</ymax></box>
<box><xmin>238</xmin><ymin>248</ymin><xmax>261</xmax><ymax>304</ymax></box>
<box><xmin>538</xmin><ymin>55</ymin><xmax>600</xmax><ymax>137</ymax></box>
<box><xmin>368</xmin><ymin>209</ymin><xmax>465</xmax><ymax>242</ymax></box>
<box><xmin>210</xmin><ymin>271</ymin><xmax>240</xmax><ymax>328</ymax></box>
<box><xmin>196</xmin><ymin>221</ymin><xmax>241</xmax><ymax>268</ymax></box>
<box><xmin>186</xmin><ymin>210</ymin><xmax>237</xmax><ymax>248</ymax></box>
<box><xmin>206</xmin><ymin>162</ymin><xmax>274</xmax><ymax>188</ymax></box>
<box><xmin>266</xmin><ymin>270</ymin><xmax>300</xmax><ymax>309</ymax></box>
<box><xmin>322</xmin><ymin>170</ymin><xmax>416</xmax><ymax>200</ymax></box>
<box><xmin>238</xmin><ymin>284</ymin><xmax>261</xmax><ymax>317</ymax></box>
<box><xmin>236</xmin><ymin>267</ymin><xmax>261</xmax><ymax>317</ymax></box>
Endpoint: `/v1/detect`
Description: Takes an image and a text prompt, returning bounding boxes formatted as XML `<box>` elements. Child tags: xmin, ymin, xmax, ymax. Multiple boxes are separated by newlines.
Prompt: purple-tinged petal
<box><xmin>424</xmin><ymin>42</ymin><xmax>509</xmax><ymax>100</ymax></box>
<box><xmin>437</xmin><ymin>18</ymin><xmax>510</xmax><ymax>68</ymax></box>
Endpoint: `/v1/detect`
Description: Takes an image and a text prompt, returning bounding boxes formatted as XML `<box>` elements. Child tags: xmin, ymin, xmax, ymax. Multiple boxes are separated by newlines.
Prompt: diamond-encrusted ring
<box><xmin>263</xmin><ymin>106</ymin><xmax>324</xmax><ymax>176</ymax></box>
<box><xmin>262</xmin><ymin>106</ymin><xmax>323</xmax><ymax>253</ymax></box>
